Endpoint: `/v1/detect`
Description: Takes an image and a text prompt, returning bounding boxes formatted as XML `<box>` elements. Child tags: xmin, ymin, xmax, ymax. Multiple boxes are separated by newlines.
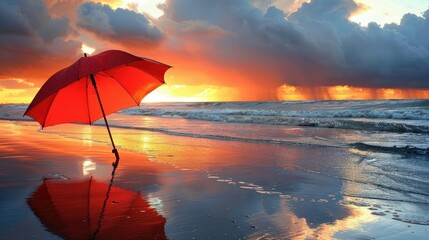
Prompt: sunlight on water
<box><xmin>82</xmin><ymin>159</ymin><xmax>96</xmax><ymax>176</ymax></box>
<box><xmin>81</xmin><ymin>126</ymin><xmax>93</xmax><ymax>146</ymax></box>
<box><xmin>148</xmin><ymin>194</ymin><xmax>164</xmax><ymax>215</ymax></box>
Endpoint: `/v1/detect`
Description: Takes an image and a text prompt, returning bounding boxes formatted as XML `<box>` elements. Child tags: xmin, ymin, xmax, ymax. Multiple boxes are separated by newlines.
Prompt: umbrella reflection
<box><xmin>27</xmin><ymin>169</ymin><xmax>166</xmax><ymax>240</ymax></box>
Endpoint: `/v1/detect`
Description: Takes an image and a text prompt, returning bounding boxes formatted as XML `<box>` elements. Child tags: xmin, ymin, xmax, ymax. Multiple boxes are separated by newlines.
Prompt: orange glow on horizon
<box><xmin>2</xmin><ymin>81</ymin><xmax>429</xmax><ymax>104</ymax></box>
<box><xmin>0</xmin><ymin>88</ymin><xmax>39</xmax><ymax>104</ymax></box>
<box><xmin>277</xmin><ymin>84</ymin><xmax>429</xmax><ymax>101</ymax></box>
<box><xmin>142</xmin><ymin>84</ymin><xmax>239</xmax><ymax>102</ymax></box>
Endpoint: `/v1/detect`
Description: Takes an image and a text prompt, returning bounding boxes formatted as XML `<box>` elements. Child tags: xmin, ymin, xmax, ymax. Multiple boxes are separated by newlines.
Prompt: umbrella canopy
<box><xmin>24</xmin><ymin>50</ymin><xmax>171</xmax><ymax>166</ymax></box>
<box><xmin>28</xmin><ymin>178</ymin><xmax>167</xmax><ymax>240</ymax></box>
<box><xmin>24</xmin><ymin>50</ymin><xmax>171</xmax><ymax>127</ymax></box>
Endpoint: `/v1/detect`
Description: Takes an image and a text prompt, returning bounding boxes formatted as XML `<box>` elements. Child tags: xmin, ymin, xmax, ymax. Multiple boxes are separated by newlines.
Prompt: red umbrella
<box><xmin>24</xmin><ymin>50</ymin><xmax>171</xmax><ymax>167</ymax></box>
<box><xmin>28</xmin><ymin>177</ymin><xmax>167</xmax><ymax>240</ymax></box>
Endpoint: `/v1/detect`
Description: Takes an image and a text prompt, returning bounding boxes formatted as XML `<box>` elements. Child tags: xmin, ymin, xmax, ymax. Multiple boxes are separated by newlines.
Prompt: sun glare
<box><xmin>142</xmin><ymin>84</ymin><xmax>238</xmax><ymax>102</ymax></box>
<box><xmin>81</xmin><ymin>43</ymin><xmax>95</xmax><ymax>55</ymax></box>
<box><xmin>121</xmin><ymin>0</ymin><xmax>165</xmax><ymax>18</ymax></box>
<box><xmin>349</xmin><ymin>0</ymin><xmax>427</xmax><ymax>26</ymax></box>
<box><xmin>82</xmin><ymin>159</ymin><xmax>96</xmax><ymax>176</ymax></box>
<box><xmin>143</xmin><ymin>85</ymin><xmax>211</xmax><ymax>102</ymax></box>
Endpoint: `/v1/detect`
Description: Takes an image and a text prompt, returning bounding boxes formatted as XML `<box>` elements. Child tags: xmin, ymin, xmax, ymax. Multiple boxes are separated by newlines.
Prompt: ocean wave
<box><xmin>0</xmin><ymin>104</ymin><xmax>28</xmax><ymax>109</ymax></box>
<box><xmin>351</xmin><ymin>142</ymin><xmax>429</xmax><ymax>156</ymax></box>
<box><xmin>2</xmin><ymin>111</ymin><xmax>428</xmax><ymax>134</ymax></box>
<box><xmin>135</xmin><ymin>99</ymin><xmax>429</xmax><ymax>121</ymax></box>
<box><xmin>94</xmin><ymin>123</ymin><xmax>341</xmax><ymax>148</ymax></box>
<box><xmin>182</xmin><ymin>99</ymin><xmax>429</xmax><ymax>109</ymax></box>
<box><xmin>36</xmin><ymin>122</ymin><xmax>429</xmax><ymax>153</ymax></box>
<box><xmin>2</xmin><ymin>101</ymin><xmax>428</xmax><ymax>134</ymax></box>
<box><xmin>123</xmin><ymin>109</ymin><xmax>429</xmax><ymax>133</ymax></box>
<box><xmin>124</xmin><ymin>108</ymin><xmax>429</xmax><ymax>120</ymax></box>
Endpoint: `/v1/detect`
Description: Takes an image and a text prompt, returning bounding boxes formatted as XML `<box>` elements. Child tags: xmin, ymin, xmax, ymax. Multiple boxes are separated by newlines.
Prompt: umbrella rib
<box><xmin>86</xmin><ymin>76</ymin><xmax>92</xmax><ymax>125</ymax></box>
<box><xmin>101</xmin><ymin>70</ymin><xmax>140</xmax><ymax>106</ymax></box>
<box><xmin>42</xmin><ymin>91</ymin><xmax>60</xmax><ymax>128</ymax></box>
<box><xmin>42</xmin><ymin>180</ymin><xmax>67</xmax><ymax>229</ymax></box>
<box><xmin>125</xmin><ymin>63</ymin><xmax>167</xmax><ymax>83</ymax></box>
<box><xmin>104</xmin><ymin>62</ymin><xmax>166</xmax><ymax>84</ymax></box>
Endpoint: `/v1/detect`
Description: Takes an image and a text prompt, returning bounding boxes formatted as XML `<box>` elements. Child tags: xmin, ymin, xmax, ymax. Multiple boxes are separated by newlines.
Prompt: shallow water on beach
<box><xmin>1</xmin><ymin>100</ymin><xmax>429</xmax><ymax>239</ymax></box>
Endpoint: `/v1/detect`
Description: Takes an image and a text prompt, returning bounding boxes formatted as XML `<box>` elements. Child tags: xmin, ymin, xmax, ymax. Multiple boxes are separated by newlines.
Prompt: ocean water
<box><xmin>2</xmin><ymin>100</ymin><xmax>428</xmax><ymax>150</ymax></box>
<box><xmin>124</xmin><ymin>100</ymin><xmax>429</xmax><ymax>149</ymax></box>
<box><xmin>1</xmin><ymin>99</ymin><xmax>429</xmax><ymax>237</ymax></box>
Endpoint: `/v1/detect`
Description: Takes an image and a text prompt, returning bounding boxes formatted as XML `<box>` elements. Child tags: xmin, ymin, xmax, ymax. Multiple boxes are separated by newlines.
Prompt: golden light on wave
<box><xmin>277</xmin><ymin>84</ymin><xmax>429</xmax><ymax>100</ymax></box>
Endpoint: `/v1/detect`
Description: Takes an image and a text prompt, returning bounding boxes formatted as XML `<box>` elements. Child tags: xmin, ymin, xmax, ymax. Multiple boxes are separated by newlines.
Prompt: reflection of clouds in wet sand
<box><xmin>197</xmin><ymin>170</ymin><xmax>374</xmax><ymax>239</ymax></box>
<box><xmin>245</xmin><ymin>198</ymin><xmax>375</xmax><ymax>239</ymax></box>
<box><xmin>309</xmin><ymin>203</ymin><xmax>376</xmax><ymax>240</ymax></box>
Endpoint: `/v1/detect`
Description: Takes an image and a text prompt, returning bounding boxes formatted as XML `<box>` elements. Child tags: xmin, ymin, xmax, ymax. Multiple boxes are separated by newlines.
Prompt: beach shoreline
<box><xmin>0</xmin><ymin>119</ymin><xmax>428</xmax><ymax>239</ymax></box>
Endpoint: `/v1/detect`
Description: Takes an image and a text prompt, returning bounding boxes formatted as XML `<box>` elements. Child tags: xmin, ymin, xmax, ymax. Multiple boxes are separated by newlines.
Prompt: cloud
<box><xmin>77</xmin><ymin>2</ymin><xmax>164</xmax><ymax>46</ymax></box>
<box><xmin>0</xmin><ymin>78</ymin><xmax>35</xmax><ymax>89</ymax></box>
<box><xmin>385</xmin><ymin>10</ymin><xmax>429</xmax><ymax>50</ymax></box>
<box><xmin>0</xmin><ymin>0</ymin><xmax>72</xmax><ymax>42</ymax></box>
<box><xmin>0</xmin><ymin>78</ymin><xmax>39</xmax><ymax>103</ymax></box>
<box><xmin>349</xmin><ymin>1</ymin><xmax>370</xmax><ymax>19</ymax></box>
<box><xmin>159</xmin><ymin>0</ymin><xmax>429</xmax><ymax>93</ymax></box>
<box><xmin>0</xmin><ymin>0</ymin><xmax>81</xmax><ymax>83</ymax></box>
<box><xmin>342</xmin><ymin>22</ymin><xmax>429</xmax><ymax>88</ymax></box>
<box><xmin>1</xmin><ymin>0</ymin><xmax>428</xmax><ymax>102</ymax></box>
<box><xmin>251</xmin><ymin>0</ymin><xmax>310</xmax><ymax>14</ymax></box>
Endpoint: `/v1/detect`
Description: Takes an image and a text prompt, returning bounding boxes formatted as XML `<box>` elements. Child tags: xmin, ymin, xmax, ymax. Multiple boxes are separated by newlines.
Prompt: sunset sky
<box><xmin>1</xmin><ymin>0</ymin><xmax>429</xmax><ymax>103</ymax></box>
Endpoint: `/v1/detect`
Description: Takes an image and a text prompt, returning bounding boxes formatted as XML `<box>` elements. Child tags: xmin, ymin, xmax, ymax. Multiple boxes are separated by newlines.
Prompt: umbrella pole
<box><xmin>90</xmin><ymin>74</ymin><xmax>120</xmax><ymax>168</ymax></box>
<box><xmin>84</xmin><ymin>53</ymin><xmax>119</xmax><ymax>169</ymax></box>
<box><xmin>92</xmin><ymin>166</ymin><xmax>118</xmax><ymax>239</ymax></box>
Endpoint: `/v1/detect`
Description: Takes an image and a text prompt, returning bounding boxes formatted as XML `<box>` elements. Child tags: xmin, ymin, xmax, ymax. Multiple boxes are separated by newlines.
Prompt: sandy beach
<box><xmin>1</xmin><ymin>110</ymin><xmax>428</xmax><ymax>240</ymax></box>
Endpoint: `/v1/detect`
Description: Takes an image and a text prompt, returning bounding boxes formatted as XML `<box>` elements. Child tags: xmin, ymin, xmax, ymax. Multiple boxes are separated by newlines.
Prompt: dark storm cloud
<box><xmin>162</xmin><ymin>0</ymin><xmax>429</xmax><ymax>89</ymax></box>
<box><xmin>1</xmin><ymin>0</ymin><xmax>428</xmax><ymax>97</ymax></box>
<box><xmin>386</xmin><ymin>10</ymin><xmax>429</xmax><ymax>50</ymax></box>
<box><xmin>77</xmin><ymin>2</ymin><xmax>164</xmax><ymax>46</ymax></box>
<box><xmin>0</xmin><ymin>0</ymin><xmax>81</xmax><ymax>80</ymax></box>
<box><xmin>342</xmin><ymin>22</ymin><xmax>429</xmax><ymax>88</ymax></box>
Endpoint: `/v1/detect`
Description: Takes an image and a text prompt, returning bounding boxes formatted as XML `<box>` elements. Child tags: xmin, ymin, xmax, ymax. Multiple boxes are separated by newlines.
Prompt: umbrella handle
<box><xmin>112</xmin><ymin>149</ymin><xmax>120</xmax><ymax>168</ymax></box>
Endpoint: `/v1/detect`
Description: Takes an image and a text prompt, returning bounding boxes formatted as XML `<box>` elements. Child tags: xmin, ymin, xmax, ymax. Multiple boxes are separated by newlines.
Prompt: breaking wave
<box><xmin>123</xmin><ymin>108</ymin><xmax>429</xmax><ymax>133</ymax></box>
<box><xmin>351</xmin><ymin>142</ymin><xmax>429</xmax><ymax>156</ymax></box>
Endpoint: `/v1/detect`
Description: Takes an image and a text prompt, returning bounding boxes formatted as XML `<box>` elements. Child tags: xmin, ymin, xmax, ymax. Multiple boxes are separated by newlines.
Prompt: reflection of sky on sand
<box><xmin>140</xmin><ymin>167</ymin><xmax>378</xmax><ymax>239</ymax></box>
<box><xmin>105</xmin><ymin>121</ymin><xmax>428</xmax><ymax>238</ymax></box>
<box><xmin>91</xmin><ymin>124</ymin><xmax>375</xmax><ymax>238</ymax></box>
<box><xmin>1</xmin><ymin>120</ymin><xmax>429</xmax><ymax>239</ymax></box>
<box><xmin>244</xmin><ymin>199</ymin><xmax>377</xmax><ymax>239</ymax></box>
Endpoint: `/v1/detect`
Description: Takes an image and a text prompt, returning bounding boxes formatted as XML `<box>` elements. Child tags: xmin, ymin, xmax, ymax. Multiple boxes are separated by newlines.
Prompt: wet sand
<box><xmin>0</xmin><ymin>120</ymin><xmax>428</xmax><ymax>239</ymax></box>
